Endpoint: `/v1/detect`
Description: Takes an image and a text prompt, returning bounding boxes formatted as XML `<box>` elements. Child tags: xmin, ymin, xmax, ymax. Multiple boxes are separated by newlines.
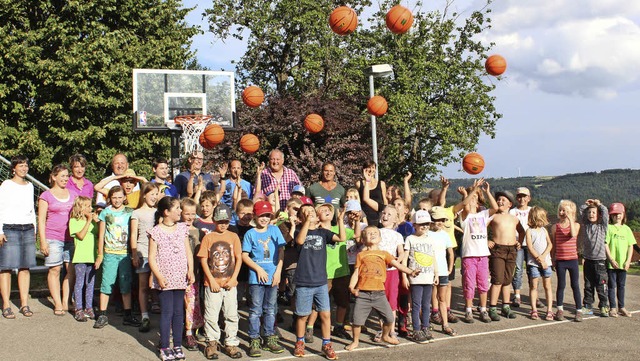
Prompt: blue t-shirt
<box><xmin>151</xmin><ymin>179</ymin><xmax>178</xmax><ymax>198</ymax></box>
<box><xmin>242</xmin><ymin>225</ymin><xmax>286</xmax><ymax>285</ymax></box>
<box><xmin>293</xmin><ymin>228</ymin><xmax>334</xmax><ymax>287</ymax></box>
<box><xmin>220</xmin><ymin>179</ymin><xmax>253</xmax><ymax>209</ymax></box>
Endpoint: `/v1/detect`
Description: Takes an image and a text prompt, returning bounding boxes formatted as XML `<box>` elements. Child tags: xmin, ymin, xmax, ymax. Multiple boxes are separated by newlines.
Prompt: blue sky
<box><xmin>183</xmin><ymin>0</ymin><xmax>640</xmax><ymax>179</ymax></box>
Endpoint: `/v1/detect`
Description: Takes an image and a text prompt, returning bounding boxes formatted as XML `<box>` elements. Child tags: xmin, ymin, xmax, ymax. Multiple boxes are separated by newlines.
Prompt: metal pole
<box><xmin>369</xmin><ymin>74</ymin><xmax>379</xmax><ymax>179</ymax></box>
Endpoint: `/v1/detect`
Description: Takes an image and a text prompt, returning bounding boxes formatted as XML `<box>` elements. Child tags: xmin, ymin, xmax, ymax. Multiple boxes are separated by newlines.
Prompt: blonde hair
<box><xmin>557</xmin><ymin>200</ymin><xmax>577</xmax><ymax>221</ymax></box>
<box><xmin>527</xmin><ymin>206</ymin><xmax>548</xmax><ymax>228</ymax></box>
<box><xmin>346</xmin><ymin>188</ymin><xmax>360</xmax><ymax>201</ymax></box>
<box><xmin>71</xmin><ymin>196</ymin><xmax>92</xmax><ymax>219</ymax></box>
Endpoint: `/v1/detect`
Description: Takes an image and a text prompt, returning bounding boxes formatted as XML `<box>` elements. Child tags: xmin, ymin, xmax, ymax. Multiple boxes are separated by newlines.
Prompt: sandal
<box><xmin>19</xmin><ymin>306</ymin><xmax>33</xmax><ymax>317</ymax></box>
<box><xmin>545</xmin><ymin>311</ymin><xmax>554</xmax><ymax>321</ymax></box>
<box><xmin>373</xmin><ymin>331</ymin><xmax>383</xmax><ymax>343</ymax></box>
<box><xmin>53</xmin><ymin>309</ymin><xmax>66</xmax><ymax>316</ymax></box>
<box><xmin>442</xmin><ymin>325</ymin><xmax>457</xmax><ymax>336</ymax></box>
<box><xmin>2</xmin><ymin>307</ymin><xmax>16</xmax><ymax>319</ymax></box>
<box><xmin>530</xmin><ymin>310</ymin><xmax>539</xmax><ymax>320</ymax></box>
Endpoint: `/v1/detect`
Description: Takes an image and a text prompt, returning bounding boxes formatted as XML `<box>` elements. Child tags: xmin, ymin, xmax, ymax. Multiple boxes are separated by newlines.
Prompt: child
<box><xmin>94</xmin><ymin>169</ymin><xmax>147</xmax><ymax>208</ymax></box>
<box><xmin>391</xmin><ymin>196</ymin><xmax>413</xmax><ymax>336</ymax></box>
<box><xmin>198</xmin><ymin>203</ymin><xmax>243</xmax><ymax>359</ymax></box>
<box><xmin>402</xmin><ymin>210</ymin><xmax>439</xmax><ymax>343</ymax></box>
<box><xmin>605</xmin><ymin>202</ymin><xmax>635</xmax><ymax>318</ymax></box>
<box><xmin>345</xmin><ymin>226</ymin><xmax>419</xmax><ymax>351</ymax></box>
<box><xmin>93</xmin><ymin>186</ymin><xmax>141</xmax><ymax>329</ymax></box>
<box><xmin>345</xmin><ymin>200</ymin><xmax>366</xmax><ymax>272</ymax></box>
<box><xmin>148</xmin><ymin>197</ymin><xmax>195</xmax><ymax>361</ymax></box>
<box><xmin>195</xmin><ymin>190</ymin><xmax>218</xmax><ymax>236</ymax></box>
<box><xmin>345</xmin><ymin>187</ymin><xmax>367</xmax><ymax>225</ymax></box>
<box><xmin>525</xmin><ymin>207</ymin><xmax>554</xmax><ymax>321</ymax></box>
<box><xmin>550</xmin><ymin>200</ymin><xmax>582</xmax><ymax>321</ymax></box>
<box><xmin>578</xmin><ymin>199</ymin><xmax>609</xmax><ymax>317</ymax></box>
<box><xmin>241</xmin><ymin>200</ymin><xmax>286</xmax><ymax>357</ymax></box>
<box><xmin>293</xmin><ymin>203</ymin><xmax>346</xmax><ymax>359</ymax></box>
<box><xmin>232</xmin><ymin>198</ymin><xmax>254</xmax><ymax>306</ymax></box>
<box><xmin>69</xmin><ymin>196</ymin><xmax>98</xmax><ymax>322</ymax></box>
<box><xmin>130</xmin><ymin>182</ymin><xmax>159</xmax><ymax>332</ymax></box>
<box><xmin>509</xmin><ymin>187</ymin><xmax>532</xmax><ymax>308</ymax></box>
<box><xmin>279</xmin><ymin>197</ymin><xmax>302</xmax><ymax>327</ymax></box>
<box><xmin>429</xmin><ymin>206</ymin><xmax>457</xmax><ymax>336</ymax></box>
<box><xmin>181</xmin><ymin>197</ymin><xmax>204</xmax><ymax>350</ymax></box>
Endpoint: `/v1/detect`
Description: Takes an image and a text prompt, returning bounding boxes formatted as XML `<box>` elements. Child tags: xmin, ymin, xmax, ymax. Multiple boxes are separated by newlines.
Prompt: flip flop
<box><xmin>2</xmin><ymin>307</ymin><xmax>16</xmax><ymax>319</ymax></box>
<box><xmin>53</xmin><ymin>309</ymin><xmax>66</xmax><ymax>316</ymax></box>
<box><xmin>19</xmin><ymin>306</ymin><xmax>33</xmax><ymax>317</ymax></box>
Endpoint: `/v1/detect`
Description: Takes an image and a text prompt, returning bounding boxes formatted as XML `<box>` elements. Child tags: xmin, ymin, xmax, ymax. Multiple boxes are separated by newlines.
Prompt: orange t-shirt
<box><xmin>355</xmin><ymin>250</ymin><xmax>394</xmax><ymax>291</ymax></box>
<box><xmin>197</xmin><ymin>230</ymin><xmax>242</xmax><ymax>288</ymax></box>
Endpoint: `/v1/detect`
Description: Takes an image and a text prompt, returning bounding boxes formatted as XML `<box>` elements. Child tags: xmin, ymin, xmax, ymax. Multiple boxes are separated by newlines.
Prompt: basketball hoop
<box><xmin>174</xmin><ymin>114</ymin><xmax>212</xmax><ymax>155</ymax></box>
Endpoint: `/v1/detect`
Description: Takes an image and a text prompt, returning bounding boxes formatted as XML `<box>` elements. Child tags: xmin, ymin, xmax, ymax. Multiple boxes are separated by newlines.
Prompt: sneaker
<box><xmin>619</xmin><ymin>308</ymin><xmax>633</xmax><ymax>317</ymax></box>
<box><xmin>74</xmin><ymin>309</ymin><xmax>87</xmax><ymax>322</ymax></box>
<box><xmin>183</xmin><ymin>335</ymin><xmax>198</xmax><ymax>351</ymax></box>
<box><xmin>430</xmin><ymin>311</ymin><xmax>443</xmax><ymax>325</ymax></box>
<box><xmin>600</xmin><ymin>306</ymin><xmax>610</xmax><ymax>317</ymax></box>
<box><xmin>332</xmin><ymin>325</ymin><xmax>353</xmax><ymax>340</ymax></box>
<box><xmin>488</xmin><ymin>308</ymin><xmax>501</xmax><ymax>322</ymax></box>
<box><xmin>248</xmin><ymin>338</ymin><xmax>262</xmax><ymax>358</ymax></box>
<box><xmin>224</xmin><ymin>345</ymin><xmax>242</xmax><ymax>359</ymax></box>
<box><xmin>412</xmin><ymin>330</ymin><xmax>428</xmax><ymax>343</ymax></box>
<box><xmin>423</xmin><ymin>329</ymin><xmax>434</xmax><ymax>343</ymax></box>
<box><xmin>84</xmin><ymin>308</ymin><xmax>95</xmax><ymax>320</ymax></box>
<box><xmin>294</xmin><ymin>340</ymin><xmax>305</xmax><ymax>357</ymax></box>
<box><xmin>581</xmin><ymin>307</ymin><xmax>594</xmax><ymax>316</ymax></box>
<box><xmin>139</xmin><ymin>317</ymin><xmax>151</xmax><ymax>333</ymax></box>
<box><xmin>123</xmin><ymin>314</ymin><xmax>142</xmax><ymax>327</ymax></box>
<box><xmin>511</xmin><ymin>296</ymin><xmax>521</xmax><ymax>308</ymax></box>
<box><xmin>159</xmin><ymin>347</ymin><xmax>175</xmax><ymax>361</ymax></box>
<box><xmin>479</xmin><ymin>310</ymin><xmax>492</xmax><ymax>323</ymax></box>
<box><xmin>93</xmin><ymin>314</ymin><xmax>109</xmax><ymax>329</ymax></box>
<box><xmin>609</xmin><ymin>308</ymin><xmax>618</xmax><ymax>318</ymax></box>
<box><xmin>447</xmin><ymin>310</ymin><xmax>459</xmax><ymax>323</ymax></box>
<box><xmin>204</xmin><ymin>340</ymin><xmax>218</xmax><ymax>360</ymax></box>
<box><xmin>172</xmin><ymin>347</ymin><xmax>185</xmax><ymax>361</ymax></box>
<box><xmin>554</xmin><ymin>309</ymin><xmax>565</xmax><ymax>321</ymax></box>
<box><xmin>501</xmin><ymin>305</ymin><xmax>517</xmax><ymax>319</ymax></box>
<box><xmin>463</xmin><ymin>311</ymin><xmax>475</xmax><ymax>324</ymax></box>
<box><xmin>322</xmin><ymin>342</ymin><xmax>338</xmax><ymax>360</ymax></box>
<box><xmin>575</xmin><ymin>311</ymin><xmax>583</xmax><ymax>322</ymax></box>
<box><xmin>264</xmin><ymin>335</ymin><xmax>284</xmax><ymax>354</ymax></box>
<box><xmin>304</xmin><ymin>327</ymin><xmax>315</xmax><ymax>343</ymax></box>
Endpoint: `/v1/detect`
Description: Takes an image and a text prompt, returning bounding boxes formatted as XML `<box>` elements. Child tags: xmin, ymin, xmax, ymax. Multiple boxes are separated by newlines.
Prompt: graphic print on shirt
<box><xmin>259</xmin><ymin>236</ymin><xmax>272</xmax><ymax>259</ymax></box>
<box><xmin>359</xmin><ymin>253</ymin><xmax>386</xmax><ymax>281</ymax></box>
<box><xmin>209</xmin><ymin>241</ymin><xmax>234</xmax><ymax>279</ymax></box>
<box><xmin>469</xmin><ymin>216</ymin><xmax>486</xmax><ymax>238</ymax></box>
<box><xmin>409</xmin><ymin>243</ymin><xmax>434</xmax><ymax>271</ymax></box>
<box><xmin>303</xmin><ymin>234</ymin><xmax>324</xmax><ymax>251</ymax></box>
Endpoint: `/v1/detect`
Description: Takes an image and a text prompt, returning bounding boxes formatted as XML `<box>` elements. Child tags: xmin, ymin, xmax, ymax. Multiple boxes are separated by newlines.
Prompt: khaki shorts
<box><xmin>489</xmin><ymin>244</ymin><xmax>517</xmax><ymax>286</ymax></box>
<box><xmin>352</xmin><ymin>290</ymin><xmax>394</xmax><ymax>326</ymax></box>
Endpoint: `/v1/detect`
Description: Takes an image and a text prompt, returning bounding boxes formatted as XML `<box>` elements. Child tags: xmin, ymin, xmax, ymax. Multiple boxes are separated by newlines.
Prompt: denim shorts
<box><xmin>438</xmin><ymin>275</ymin><xmax>450</xmax><ymax>286</ymax></box>
<box><xmin>136</xmin><ymin>257</ymin><xmax>150</xmax><ymax>274</ymax></box>
<box><xmin>0</xmin><ymin>224</ymin><xmax>36</xmax><ymax>270</ymax></box>
<box><xmin>295</xmin><ymin>284</ymin><xmax>330</xmax><ymax>316</ymax></box>
<box><xmin>527</xmin><ymin>264</ymin><xmax>552</xmax><ymax>278</ymax></box>
<box><xmin>44</xmin><ymin>240</ymin><xmax>74</xmax><ymax>267</ymax></box>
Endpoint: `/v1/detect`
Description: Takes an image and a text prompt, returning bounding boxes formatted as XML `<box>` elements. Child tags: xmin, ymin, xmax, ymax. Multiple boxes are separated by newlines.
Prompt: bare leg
<box><xmin>479</xmin><ymin>292</ymin><xmax>488</xmax><ymax>308</ymax></box>
<box><xmin>345</xmin><ymin>325</ymin><xmax>361</xmax><ymax>351</ymax></box>
<box><xmin>17</xmin><ymin>269</ymin><xmax>30</xmax><ymax>308</ymax></box>
<box><xmin>543</xmin><ymin>277</ymin><xmax>553</xmax><ymax>312</ymax></box>
<box><xmin>296</xmin><ymin>314</ymin><xmax>310</xmax><ymax>338</ymax></box>
<box><xmin>0</xmin><ymin>271</ymin><xmax>11</xmax><ymax>309</ymax></box>
<box><xmin>319</xmin><ymin>311</ymin><xmax>331</xmax><ymax>339</ymax></box>
<box><xmin>489</xmin><ymin>284</ymin><xmax>501</xmax><ymax>306</ymax></box>
<box><xmin>122</xmin><ymin>292</ymin><xmax>132</xmax><ymax>309</ymax></box>
<box><xmin>99</xmin><ymin>293</ymin><xmax>110</xmax><ymax>311</ymax></box>
<box><xmin>47</xmin><ymin>265</ymin><xmax>62</xmax><ymax>311</ymax></box>
<box><xmin>501</xmin><ymin>285</ymin><xmax>511</xmax><ymax>306</ymax></box>
<box><xmin>438</xmin><ymin>285</ymin><xmax>449</xmax><ymax>326</ymax></box>
<box><xmin>307</xmin><ymin>309</ymin><xmax>318</xmax><ymax>329</ymax></box>
<box><xmin>381</xmin><ymin>323</ymin><xmax>399</xmax><ymax>345</ymax></box>
<box><xmin>61</xmin><ymin>262</ymin><xmax>74</xmax><ymax>310</ymax></box>
<box><xmin>138</xmin><ymin>272</ymin><xmax>149</xmax><ymax>314</ymax></box>
<box><xmin>530</xmin><ymin>278</ymin><xmax>539</xmax><ymax>312</ymax></box>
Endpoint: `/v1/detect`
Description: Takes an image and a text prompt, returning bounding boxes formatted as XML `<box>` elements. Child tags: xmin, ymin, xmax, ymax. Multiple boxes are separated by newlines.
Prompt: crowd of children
<box><xmin>2</xmin><ymin>153</ymin><xmax>638</xmax><ymax>361</ymax></box>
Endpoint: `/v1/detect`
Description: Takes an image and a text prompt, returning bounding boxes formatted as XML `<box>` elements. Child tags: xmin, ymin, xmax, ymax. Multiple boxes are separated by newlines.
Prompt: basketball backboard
<box><xmin>132</xmin><ymin>69</ymin><xmax>236</xmax><ymax>132</ymax></box>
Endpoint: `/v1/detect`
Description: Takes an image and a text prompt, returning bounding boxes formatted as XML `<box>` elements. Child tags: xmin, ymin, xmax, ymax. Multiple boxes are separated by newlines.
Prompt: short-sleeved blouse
<box><xmin>148</xmin><ymin>222</ymin><xmax>189</xmax><ymax>290</ymax></box>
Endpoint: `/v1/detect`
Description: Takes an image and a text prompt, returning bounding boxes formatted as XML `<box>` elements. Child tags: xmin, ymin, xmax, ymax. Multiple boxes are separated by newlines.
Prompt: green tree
<box><xmin>0</xmin><ymin>0</ymin><xmax>199</xmax><ymax>181</ymax></box>
<box><xmin>205</xmin><ymin>0</ymin><xmax>500</xmax><ymax>185</ymax></box>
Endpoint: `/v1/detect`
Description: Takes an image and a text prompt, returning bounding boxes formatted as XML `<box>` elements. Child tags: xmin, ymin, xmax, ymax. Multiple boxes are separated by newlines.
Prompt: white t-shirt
<box><xmin>430</xmin><ymin>230</ymin><xmax>452</xmax><ymax>276</ymax></box>
<box><xmin>526</xmin><ymin>227</ymin><xmax>552</xmax><ymax>267</ymax></box>
<box><xmin>510</xmin><ymin>207</ymin><xmax>531</xmax><ymax>246</ymax></box>
<box><xmin>460</xmin><ymin>209</ymin><xmax>491</xmax><ymax>258</ymax></box>
<box><xmin>404</xmin><ymin>233</ymin><xmax>436</xmax><ymax>285</ymax></box>
<box><xmin>379</xmin><ymin>227</ymin><xmax>404</xmax><ymax>270</ymax></box>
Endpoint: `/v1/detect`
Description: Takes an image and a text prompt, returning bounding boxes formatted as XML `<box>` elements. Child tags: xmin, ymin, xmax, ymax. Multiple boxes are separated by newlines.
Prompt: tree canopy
<box><xmin>206</xmin><ymin>0</ymin><xmax>501</xmax><ymax>185</ymax></box>
<box><xmin>0</xmin><ymin>0</ymin><xmax>199</xmax><ymax>180</ymax></box>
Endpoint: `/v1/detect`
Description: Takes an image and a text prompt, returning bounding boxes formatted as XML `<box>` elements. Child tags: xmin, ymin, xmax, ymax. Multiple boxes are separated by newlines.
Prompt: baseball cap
<box><xmin>292</xmin><ymin>184</ymin><xmax>305</xmax><ymax>195</ymax></box>
<box><xmin>213</xmin><ymin>204</ymin><xmax>232</xmax><ymax>222</ymax></box>
<box><xmin>429</xmin><ymin>206</ymin><xmax>449</xmax><ymax>221</ymax></box>
<box><xmin>299</xmin><ymin>196</ymin><xmax>313</xmax><ymax>205</ymax></box>
<box><xmin>345</xmin><ymin>200</ymin><xmax>362</xmax><ymax>213</ymax></box>
<box><xmin>315</xmin><ymin>203</ymin><xmax>334</xmax><ymax>214</ymax></box>
<box><xmin>253</xmin><ymin>200</ymin><xmax>273</xmax><ymax>217</ymax></box>
<box><xmin>609</xmin><ymin>202</ymin><xmax>625</xmax><ymax>215</ymax></box>
<box><xmin>495</xmin><ymin>191</ymin><xmax>515</xmax><ymax>207</ymax></box>
<box><xmin>516</xmin><ymin>187</ymin><xmax>530</xmax><ymax>196</ymax></box>
<box><xmin>412</xmin><ymin>210</ymin><xmax>432</xmax><ymax>225</ymax></box>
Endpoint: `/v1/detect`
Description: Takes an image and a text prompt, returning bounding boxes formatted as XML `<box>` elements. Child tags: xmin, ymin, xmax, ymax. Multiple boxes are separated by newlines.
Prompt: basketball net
<box><xmin>173</xmin><ymin>114</ymin><xmax>213</xmax><ymax>155</ymax></box>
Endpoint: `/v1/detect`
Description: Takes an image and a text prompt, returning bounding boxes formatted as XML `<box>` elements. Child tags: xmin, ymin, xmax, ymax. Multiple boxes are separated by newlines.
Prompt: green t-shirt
<box><xmin>326</xmin><ymin>226</ymin><xmax>353</xmax><ymax>279</ymax></box>
<box><xmin>69</xmin><ymin>218</ymin><xmax>97</xmax><ymax>263</ymax></box>
<box><xmin>605</xmin><ymin>224</ymin><xmax>636</xmax><ymax>269</ymax></box>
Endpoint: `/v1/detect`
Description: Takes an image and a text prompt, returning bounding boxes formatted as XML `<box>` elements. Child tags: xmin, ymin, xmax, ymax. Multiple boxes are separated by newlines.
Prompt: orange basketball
<box><xmin>242</xmin><ymin>86</ymin><xmax>264</xmax><ymax>108</ymax></box>
<box><xmin>240</xmin><ymin>134</ymin><xmax>260</xmax><ymax>154</ymax></box>
<box><xmin>304</xmin><ymin>114</ymin><xmax>324</xmax><ymax>133</ymax></box>
<box><xmin>462</xmin><ymin>152</ymin><xmax>485</xmax><ymax>175</ymax></box>
<box><xmin>385</xmin><ymin>5</ymin><xmax>413</xmax><ymax>34</ymax></box>
<box><xmin>367</xmin><ymin>96</ymin><xmax>388</xmax><ymax>117</ymax></box>
<box><xmin>485</xmin><ymin>55</ymin><xmax>507</xmax><ymax>76</ymax></box>
<box><xmin>199</xmin><ymin>124</ymin><xmax>225</xmax><ymax>149</ymax></box>
<box><xmin>329</xmin><ymin>6</ymin><xmax>358</xmax><ymax>35</ymax></box>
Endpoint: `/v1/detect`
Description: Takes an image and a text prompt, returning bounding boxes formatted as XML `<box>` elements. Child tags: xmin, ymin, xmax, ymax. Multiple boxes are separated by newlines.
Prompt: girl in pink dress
<box><xmin>148</xmin><ymin>197</ymin><xmax>195</xmax><ymax>361</ymax></box>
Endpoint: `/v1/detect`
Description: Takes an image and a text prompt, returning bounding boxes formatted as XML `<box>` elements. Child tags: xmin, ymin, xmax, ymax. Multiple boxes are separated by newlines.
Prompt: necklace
<box><xmin>162</xmin><ymin>222</ymin><xmax>176</xmax><ymax>227</ymax></box>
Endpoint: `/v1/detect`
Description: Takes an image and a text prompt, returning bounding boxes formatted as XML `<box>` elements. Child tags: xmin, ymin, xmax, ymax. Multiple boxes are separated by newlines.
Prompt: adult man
<box><xmin>307</xmin><ymin>161</ymin><xmax>346</xmax><ymax>222</ymax></box>
<box><xmin>150</xmin><ymin>157</ymin><xmax>178</xmax><ymax>198</ymax></box>
<box><xmin>220</xmin><ymin>159</ymin><xmax>253</xmax><ymax>208</ymax></box>
<box><xmin>260</xmin><ymin>149</ymin><xmax>301</xmax><ymax>210</ymax></box>
<box><xmin>96</xmin><ymin>153</ymin><xmax>136</xmax><ymax>208</ymax></box>
<box><xmin>174</xmin><ymin>151</ymin><xmax>218</xmax><ymax>198</ymax></box>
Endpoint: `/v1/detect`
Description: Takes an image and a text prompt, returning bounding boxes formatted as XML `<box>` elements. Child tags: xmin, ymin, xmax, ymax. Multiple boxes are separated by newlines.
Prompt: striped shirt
<box><xmin>554</xmin><ymin>224</ymin><xmax>578</xmax><ymax>261</ymax></box>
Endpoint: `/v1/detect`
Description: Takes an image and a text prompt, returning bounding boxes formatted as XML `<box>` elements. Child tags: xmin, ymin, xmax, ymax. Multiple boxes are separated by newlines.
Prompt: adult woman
<box><xmin>38</xmin><ymin>164</ymin><xmax>77</xmax><ymax>315</ymax></box>
<box><xmin>355</xmin><ymin>161</ymin><xmax>387</xmax><ymax>227</ymax></box>
<box><xmin>0</xmin><ymin>155</ymin><xmax>37</xmax><ymax>318</ymax></box>
<box><xmin>67</xmin><ymin>154</ymin><xmax>94</xmax><ymax>199</ymax></box>
<box><xmin>307</xmin><ymin>161</ymin><xmax>346</xmax><ymax>221</ymax></box>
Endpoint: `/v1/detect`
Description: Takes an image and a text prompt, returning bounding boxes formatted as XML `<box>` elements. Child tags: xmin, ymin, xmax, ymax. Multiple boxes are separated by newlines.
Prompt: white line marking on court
<box><xmin>259</xmin><ymin>309</ymin><xmax>639</xmax><ymax>360</ymax></box>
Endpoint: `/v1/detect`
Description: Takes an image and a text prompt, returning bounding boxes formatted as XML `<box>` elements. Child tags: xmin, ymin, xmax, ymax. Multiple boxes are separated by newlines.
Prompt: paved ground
<box><xmin>2</xmin><ymin>272</ymin><xmax>639</xmax><ymax>361</ymax></box>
